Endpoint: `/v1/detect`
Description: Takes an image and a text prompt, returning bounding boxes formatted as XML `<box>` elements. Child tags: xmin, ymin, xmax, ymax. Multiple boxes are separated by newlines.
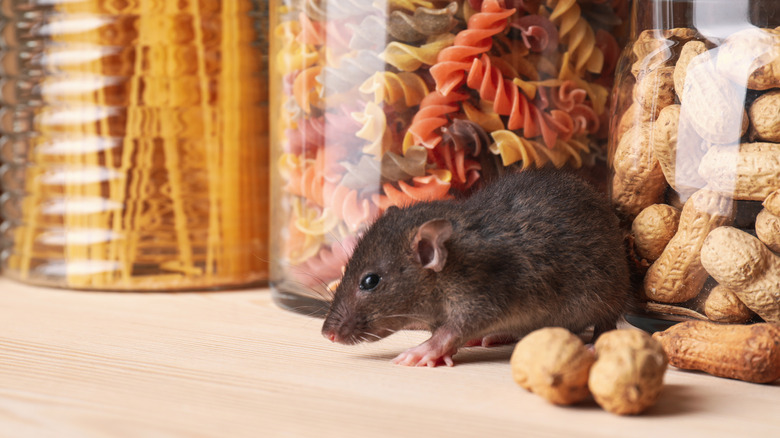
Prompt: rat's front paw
<box><xmin>392</xmin><ymin>344</ymin><xmax>456</xmax><ymax>367</ymax></box>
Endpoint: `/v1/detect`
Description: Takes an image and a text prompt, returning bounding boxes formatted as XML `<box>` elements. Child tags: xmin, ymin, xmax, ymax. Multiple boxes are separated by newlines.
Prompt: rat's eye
<box><xmin>359</xmin><ymin>273</ymin><xmax>381</xmax><ymax>291</ymax></box>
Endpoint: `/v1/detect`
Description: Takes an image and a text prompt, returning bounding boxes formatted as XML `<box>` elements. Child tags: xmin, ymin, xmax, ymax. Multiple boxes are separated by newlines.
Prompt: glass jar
<box><xmin>609</xmin><ymin>0</ymin><xmax>780</xmax><ymax>330</ymax></box>
<box><xmin>0</xmin><ymin>0</ymin><xmax>270</xmax><ymax>290</ymax></box>
<box><xmin>270</xmin><ymin>0</ymin><xmax>631</xmax><ymax>314</ymax></box>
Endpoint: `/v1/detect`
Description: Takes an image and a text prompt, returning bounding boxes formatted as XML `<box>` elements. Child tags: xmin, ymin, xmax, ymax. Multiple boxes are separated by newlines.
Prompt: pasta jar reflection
<box><xmin>270</xmin><ymin>0</ymin><xmax>630</xmax><ymax>313</ymax></box>
<box><xmin>609</xmin><ymin>0</ymin><xmax>780</xmax><ymax>330</ymax></box>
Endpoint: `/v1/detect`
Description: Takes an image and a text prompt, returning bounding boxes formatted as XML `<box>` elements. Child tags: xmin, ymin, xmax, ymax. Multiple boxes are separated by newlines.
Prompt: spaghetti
<box><xmin>1</xmin><ymin>0</ymin><xmax>269</xmax><ymax>289</ymax></box>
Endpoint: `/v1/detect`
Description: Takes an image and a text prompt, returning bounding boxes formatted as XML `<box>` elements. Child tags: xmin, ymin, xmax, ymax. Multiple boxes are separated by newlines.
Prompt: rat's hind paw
<box><xmin>392</xmin><ymin>344</ymin><xmax>456</xmax><ymax>367</ymax></box>
<box><xmin>464</xmin><ymin>333</ymin><xmax>518</xmax><ymax>348</ymax></box>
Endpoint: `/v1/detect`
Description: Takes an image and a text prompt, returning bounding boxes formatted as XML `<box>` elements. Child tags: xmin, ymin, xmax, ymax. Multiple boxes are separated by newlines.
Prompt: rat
<box><xmin>321</xmin><ymin>168</ymin><xmax>631</xmax><ymax>367</ymax></box>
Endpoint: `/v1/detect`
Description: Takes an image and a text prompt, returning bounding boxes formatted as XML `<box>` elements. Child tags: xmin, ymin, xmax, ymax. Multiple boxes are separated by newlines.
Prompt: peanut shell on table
<box><xmin>653</xmin><ymin>321</ymin><xmax>780</xmax><ymax>384</ymax></box>
<box><xmin>589</xmin><ymin>330</ymin><xmax>667</xmax><ymax>415</ymax></box>
<box><xmin>510</xmin><ymin>328</ymin><xmax>594</xmax><ymax>406</ymax></box>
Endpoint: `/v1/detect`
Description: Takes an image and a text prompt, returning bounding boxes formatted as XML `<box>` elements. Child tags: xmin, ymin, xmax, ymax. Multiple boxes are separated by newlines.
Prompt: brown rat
<box><xmin>321</xmin><ymin>168</ymin><xmax>631</xmax><ymax>367</ymax></box>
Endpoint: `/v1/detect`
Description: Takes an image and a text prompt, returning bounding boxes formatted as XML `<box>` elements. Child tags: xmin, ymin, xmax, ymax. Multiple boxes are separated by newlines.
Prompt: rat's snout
<box><xmin>322</xmin><ymin>312</ymin><xmax>361</xmax><ymax>345</ymax></box>
<box><xmin>322</xmin><ymin>327</ymin><xmax>340</xmax><ymax>343</ymax></box>
<box><xmin>321</xmin><ymin>322</ymin><xmax>353</xmax><ymax>344</ymax></box>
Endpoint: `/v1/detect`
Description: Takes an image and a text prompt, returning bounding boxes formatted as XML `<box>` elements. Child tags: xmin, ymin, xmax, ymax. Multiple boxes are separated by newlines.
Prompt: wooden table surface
<box><xmin>1</xmin><ymin>277</ymin><xmax>778</xmax><ymax>437</ymax></box>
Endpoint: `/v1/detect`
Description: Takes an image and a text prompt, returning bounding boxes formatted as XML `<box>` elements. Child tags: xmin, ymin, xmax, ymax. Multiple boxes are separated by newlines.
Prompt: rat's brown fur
<box><xmin>322</xmin><ymin>169</ymin><xmax>631</xmax><ymax>366</ymax></box>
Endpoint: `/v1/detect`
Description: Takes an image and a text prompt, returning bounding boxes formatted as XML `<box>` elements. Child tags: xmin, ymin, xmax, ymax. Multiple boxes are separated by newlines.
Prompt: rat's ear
<box><xmin>412</xmin><ymin>219</ymin><xmax>453</xmax><ymax>272</ymax></box>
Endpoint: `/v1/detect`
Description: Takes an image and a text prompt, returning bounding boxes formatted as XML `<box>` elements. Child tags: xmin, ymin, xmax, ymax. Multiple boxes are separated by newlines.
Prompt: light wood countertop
<box><xmin>0</xmin><ymin>277</ymin><xmax>778</xmax><ymax>437</ymax></box>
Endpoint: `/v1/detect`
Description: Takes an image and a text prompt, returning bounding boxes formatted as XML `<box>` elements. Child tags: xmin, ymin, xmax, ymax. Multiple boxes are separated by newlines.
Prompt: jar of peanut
<box><xmin>609</xmin><ymin>0</ymin><xmax>780</xmax><ymax>329</ymax></box>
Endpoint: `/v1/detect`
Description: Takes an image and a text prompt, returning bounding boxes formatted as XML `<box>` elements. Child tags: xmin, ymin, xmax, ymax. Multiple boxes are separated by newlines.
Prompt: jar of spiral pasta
<box><xmin>609</xmin><ymin>0</ymin><xmax>780</xmax><ymax>330</ymax></box>
<box><xmin>0</xmin><ymin>0</ymin><xmax>270</xmax><ymax>290</ymax></box>
<box><xmin>269</xmin><ymin>0</ymin><xmax>630</xmax><ymax>313</ymax></box>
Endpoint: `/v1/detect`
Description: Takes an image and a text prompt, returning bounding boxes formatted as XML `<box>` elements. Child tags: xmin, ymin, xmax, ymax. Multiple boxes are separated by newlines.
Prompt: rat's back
<box><xmin>446</xmin><ymin>169</ymin><xmax>631</xmax><ymax>337</ymax></box>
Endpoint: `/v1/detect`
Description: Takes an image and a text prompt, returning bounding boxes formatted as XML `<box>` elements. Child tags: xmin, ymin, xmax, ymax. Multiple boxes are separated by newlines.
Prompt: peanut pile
<box><xmin>611</xmin><ymin>27</ymin><xmax>780</xmax><ymax>322</ymax></box>
<box><xmin>510</xmin><ymin>328</ymin><xmax>668</xmax><ymax>415</ymax></box>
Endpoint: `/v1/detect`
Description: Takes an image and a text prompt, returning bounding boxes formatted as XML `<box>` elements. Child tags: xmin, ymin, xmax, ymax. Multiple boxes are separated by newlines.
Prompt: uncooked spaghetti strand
<box><xmin>220</xmin><ymin>0</ymin><xmax>243</xmax><ymax>276</ymax></box>
<box><xmin>17</xmin><ymin>157</ymin><xmax>42</xmax><ymax>280</ymax></box>
<box><xmin>162</xmin><ymin>139</ymin><xmax>197</xmax><ymax>273</ymax></box>
<box><xmin>85</xmin><ymin>1</ymin><xmax>115</xmax><ymax>287</ymax></box>
<box><xmin>122</xmin><ymin>0</ymin><xmax>157</xmax><ymax>282</ymax></box>
<box><xmin>190</xmin><ymin>0</ymin><xmax>222</xmax><ymax>277</ymax></box>
<box><xmin>94</xmin><ymin>0</ymin><xmax>133</xmax><ymax>287</ymax></box>
<box><xmin>58</xmin><ymin>0</ymin><xmax>90</xmax><ymax>287</ymax></box>
<box><xmin>158</xmin><ymin>1</ymin><xmax>197</xmax><ymax>276</ymax></box>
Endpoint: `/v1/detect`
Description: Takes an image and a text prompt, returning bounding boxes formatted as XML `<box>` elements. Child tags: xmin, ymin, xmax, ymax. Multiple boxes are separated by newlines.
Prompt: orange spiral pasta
<box><xmin>429</xmin><ymin>0</ymin><xmax>515</xmax><ymax>95</ymax></box>
<box><xmin>284</xmin><ymin>115</ymin><xmax>325</xmax><ymax>155</ymax></box>
<box><xmin>373</xmin><ymin>173</ymin><xmax>453</xmax><ymax>210</ymax></box>
<box><xmin>293</xmin><ymin>65</ymin><xmax>323</xmax><ymax>114</ymax></box>
<box><xmin>403</xmin><ymin>89</ymin><xmax>468</xmax><ymax>151</ymax></box>
<box><xmin>297</xmin><ymin>11</ymin><xmax>325</xmax><ymax>45</ymax></box>
<box><xmin>428</xmin><ymin>145</ymin><xmax>482</xmax><ymax>190</ymax></box>
<box><xmin>322</xmin><ymin>180</ymin><xmax>382</xmax><ymax>232</ymax></box>
<box><xmin>465</xmin><ymin>54</ymin><xmax>560</xmax><ymax>148</ymax></box>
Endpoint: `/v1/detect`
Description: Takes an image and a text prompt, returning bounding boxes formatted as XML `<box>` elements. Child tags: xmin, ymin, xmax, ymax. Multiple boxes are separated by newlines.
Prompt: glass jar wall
<box><xmin>609</xmin><ymin>0</ymin><xmax>780</xmax><ymax>329</ymax></box>
<box><xmin>0</xmin><ymin>0</ymin><xmax>269</xmax><ymax>290</ymax></box>
<box><xmin>270</xmin><ymin>0</ymin><xmax>630</xmax><ymax>314</ymax></box>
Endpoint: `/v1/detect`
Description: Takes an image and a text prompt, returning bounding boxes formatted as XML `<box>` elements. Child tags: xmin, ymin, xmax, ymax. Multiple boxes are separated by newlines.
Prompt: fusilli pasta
<box><xmin>359</xmin><ymin>71</ymin><xmax>430</xmax><ymax>107</ymax></box>
<box><xmin>545</xmin><ymin>0</ymin><xmax>604</xmax><ymax>74</ymax></box>
<box><xmin>430</xmin><ymin>0</ymin><xmax>515</xmax><ymax>95</ymax></box>
<box><xmin>403</xmin><ymin>89</ymin><xmax>468</xmax><ymax>150</ymax></box>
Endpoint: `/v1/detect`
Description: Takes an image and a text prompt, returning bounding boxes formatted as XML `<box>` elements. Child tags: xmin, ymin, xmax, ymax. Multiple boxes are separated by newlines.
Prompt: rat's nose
<box><xmin>322</xmin><ymin>328</ymin><xmax>338</xmax><ymax>343</ymax></box>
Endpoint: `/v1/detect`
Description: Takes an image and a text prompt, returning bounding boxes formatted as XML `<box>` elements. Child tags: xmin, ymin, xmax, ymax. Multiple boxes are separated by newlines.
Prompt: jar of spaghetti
<box><xmin>608</xmin><ymin>0</ymin><xmax>780</xmax><ymax>330</ymax></box>
<box><xmin>269</xmin><ymin>0</ymin><xmax>630</xmax><ymax>313</ymax></box>
<box><xmin>0</xmin><ymin>0</ymin><xmax>270</xmax><ymax>290</ymax></box>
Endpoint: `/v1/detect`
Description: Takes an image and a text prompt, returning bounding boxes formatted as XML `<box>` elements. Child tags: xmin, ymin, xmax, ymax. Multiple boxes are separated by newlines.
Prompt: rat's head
<box><xmin>322</xmin><ymin>206</ymin><xmax>453</xmax><ymax>345</ymax></box>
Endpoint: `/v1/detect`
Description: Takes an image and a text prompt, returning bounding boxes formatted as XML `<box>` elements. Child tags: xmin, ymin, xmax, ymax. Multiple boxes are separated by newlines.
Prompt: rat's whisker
<box><xmin>267</xmin><ymin>257</ymin><xmax>338</xmax><ymax>300</ymax></box>
<box><xmin>363</xmin><ymin>332</ymin><xmax>382</xmax><ymax>340</ymax></box>
<box><xmin>327</xmin><ymin>231</ymin><xmax>352</xmax><ymax>261</ymax></box>
<box><xmin>286</xmin><ymin>304</ymin><xmax>329</xmax><ymax>319</ymax></box>
<box><xmin>277</xmin><ymin>277</ymin><xmax>333</xmax><ymax>301</ymax></box>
